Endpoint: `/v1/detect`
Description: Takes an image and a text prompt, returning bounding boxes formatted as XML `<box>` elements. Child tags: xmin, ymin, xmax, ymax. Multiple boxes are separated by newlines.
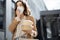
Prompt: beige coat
<box><xmin>9</xmin><ymin>14</ymin><xmax>37</xmax><ymax>40</ymax></box>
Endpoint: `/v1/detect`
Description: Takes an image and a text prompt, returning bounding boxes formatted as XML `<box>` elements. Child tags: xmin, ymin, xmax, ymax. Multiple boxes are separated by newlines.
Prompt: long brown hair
<box><xmin>15</xmin><ymin>1</ymin><xmax>29</xmax><ymax>16</ymax></box>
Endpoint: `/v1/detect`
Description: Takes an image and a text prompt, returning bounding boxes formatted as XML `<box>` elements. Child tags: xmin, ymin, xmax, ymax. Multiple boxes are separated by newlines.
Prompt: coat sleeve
<box><xmin>30</xmin><ymin>16</ymin><xmax>37</xmax><ymax>31</ymax></box>
<box><xmin>30</xmin><ymin>16</ymin><xmax>38</xmax><ymax>37</ymax></box>
<box><xmin>9</xmin><ymin>18</ymin><xmax>20</xmax><ymax>33</ymax></box>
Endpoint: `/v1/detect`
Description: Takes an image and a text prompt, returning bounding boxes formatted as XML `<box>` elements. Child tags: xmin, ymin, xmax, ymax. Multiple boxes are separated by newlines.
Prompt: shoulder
<box><xmin>29</xmin><ymin>16</ymin><xmax>34</xmax><ymax>21</ymax></box>
<box><xmin>29</xmin><ymin>15</ymin><xmax>34</xmax><ymax>19</ymax></box>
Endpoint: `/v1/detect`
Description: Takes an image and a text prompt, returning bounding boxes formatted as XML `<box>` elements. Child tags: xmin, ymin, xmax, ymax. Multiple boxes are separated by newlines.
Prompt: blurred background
<box><xmin>0</xmin><ymin>0</ymin><xmax>60</xmax><ymax>40</ymax></box>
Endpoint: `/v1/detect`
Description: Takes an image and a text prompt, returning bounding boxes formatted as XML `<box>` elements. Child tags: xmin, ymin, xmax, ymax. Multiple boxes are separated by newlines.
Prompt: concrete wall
<box><xmin>27</xmin><ymin>0</ymin><xmax>47</xmax><ymax>20</ymax></box>
<box><xmin>6</xmin><ymin>0</ymin><xmax>12</xmax><ymax>40</ymax></box>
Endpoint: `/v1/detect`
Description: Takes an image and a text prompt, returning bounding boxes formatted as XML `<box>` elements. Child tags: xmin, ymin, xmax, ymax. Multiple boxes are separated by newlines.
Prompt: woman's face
<box><xmin>16</xmin><ymin>2</ymin><xmax>25</xmax><ymax>14</ymax></box>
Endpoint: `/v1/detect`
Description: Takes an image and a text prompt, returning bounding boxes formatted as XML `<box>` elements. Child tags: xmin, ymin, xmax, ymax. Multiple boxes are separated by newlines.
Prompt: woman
<box><xmin>9</xmin><ymin>1</ymin><xmax>37</xmax><ymax>40</ymax></box>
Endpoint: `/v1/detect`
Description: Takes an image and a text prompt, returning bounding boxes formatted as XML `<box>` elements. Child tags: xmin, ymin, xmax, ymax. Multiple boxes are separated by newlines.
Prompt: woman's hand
<box><xmin>22</xmin><ymin>30</ymin><xmax>37</xmax><ymax>37</ymax></box>
<box><xmin>15</xmin><ymin>10</ymin><xmax>21</xmax><ymax>21</ymax></box>
<box><xmin>22</xmin><ymin>30</ymin><xmax>32</xmax><ymax>34</ymax></box>
<box><xmin>16</xmin><ymin>10</ymin><xmax>20</xmax><ymax>18</ymax></box>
